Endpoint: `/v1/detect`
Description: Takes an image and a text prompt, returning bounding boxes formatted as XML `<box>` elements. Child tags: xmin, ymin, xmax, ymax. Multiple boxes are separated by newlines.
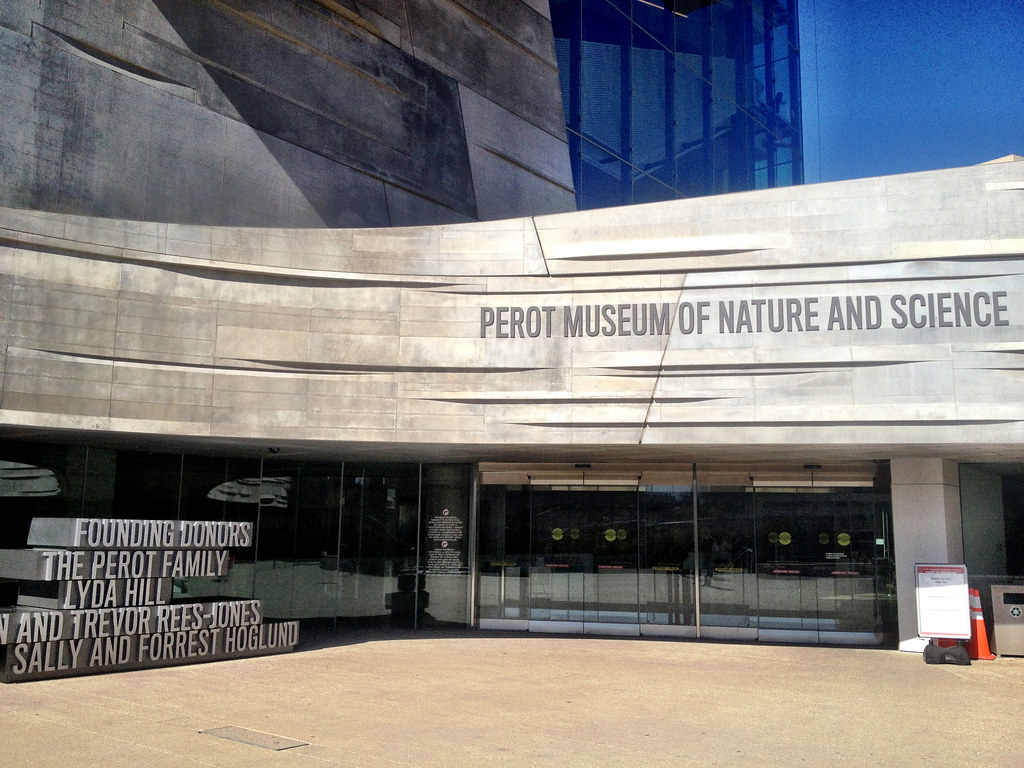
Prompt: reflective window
<box><xmin>478</xmin><ymin>464</ymin><xmax>895</xmax><ymax>644</ymax></box>
<box><xmin>0</xmin><ymin>442</ymin><xmax>91</xmax><ymax>608</ymax></box>
<box><xmin>581</xmin><ymin>3</ymin><xmax>630</xmax><ymax>160</ymax></box>
<box><xmin>113</xmin><ymin>451</ymin><xmax>183</xmax><ymax>520</ymax></box>
<box><xmin>529</xmin><ymin>487</ymin><xmax>640</xmax><ymax>625</ymax></box>
<box><xmin>640</xmin><ymin>486</ymin><xmax>696</xmax><ymax>626</ymax></box>
<box><xmin>696</xmin><ymin>484</ymin><xmax>757</xmax><ymax>628</ymax></box>
<box><xmin>960</xmin><ymin>464</ymin><xmax>1024</xmax><ymax>606</ymax></box>
<box><xmin>338</xmin><ymin>464</ymin><xmax>421</xmax><ymax>627</ymax></box>
<box><xmin>0</xmin><ymin>444</ymin><xmax>83</xmax><ymax>545</ymax></box>
<box><xmin>631</xmin><ymin>27</ymin><xmax>674</xmax><ymax>188</ymax></box>
<box><xmin>178</xmin><ymin>456</ymin><xmax>261</xmax><ymax>605</ymax></box>
<box><xmin>581</xmin><ymin>139</ymin><xmax>631</xmax><ymax>209</ymax></box>
<box><xmin>749</xmin><ymin>487</ymin><xmax>889</xmax><ymax>637</ymax></box>
<box><xmin>477</xmin><ymin>486</ymin><xmax>531</xmax><ymax>621</ymax></box>
<box><xmin>551</xmin><ymin>0</ymin><xmax>803</xmax><ymax>209</ymax></box>
<box><xmin>0</xmin><ymin>440</ymin><xmax>471</xmax><ymax>629</ymax></box>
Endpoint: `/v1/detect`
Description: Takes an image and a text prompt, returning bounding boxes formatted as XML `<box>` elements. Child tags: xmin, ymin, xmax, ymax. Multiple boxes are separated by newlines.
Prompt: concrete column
<box><xmin>891</xmin><ymin>458</ymin><xmax>964</xmax><ymax>651</ymax></box>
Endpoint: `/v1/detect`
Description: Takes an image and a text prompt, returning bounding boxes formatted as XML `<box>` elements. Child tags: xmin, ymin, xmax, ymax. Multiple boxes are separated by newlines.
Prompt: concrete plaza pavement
<box><xmin>1</xmin><ymin>628</ymin><xmax>1022</xmax><ymax>768</ymax></box>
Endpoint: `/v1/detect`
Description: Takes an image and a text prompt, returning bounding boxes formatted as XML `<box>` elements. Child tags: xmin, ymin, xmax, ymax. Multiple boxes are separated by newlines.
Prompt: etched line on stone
<box><xmin>514</xmin><ymin>418</ymin><xmax>1019</xmax><ymax>429</ymax></box>
<box><xmin>11</xmin><ymin>348</ymin><xmax>546</xmax><ymax>377</ymax></box>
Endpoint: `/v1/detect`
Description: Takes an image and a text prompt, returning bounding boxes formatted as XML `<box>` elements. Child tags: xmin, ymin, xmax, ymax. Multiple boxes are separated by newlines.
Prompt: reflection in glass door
<box><xmin>752</xmin><ymin>488</ymin><xmax>889</xmax><ymax>642</ymax></box>
<box><xmin>639</xmin><ymin>487</ymin><xmax>696</xmax><ymax>631</ymax></box>
<box><xmin>589</xmin><ymin>490</ymin><xmax>640</xmax><ymax>626</ymax></box>
<box><xmin>477</xmin><ymin>464</ymin><xmax>895</xmax><ymax>644</ymax></box>
<box><xmin>530</xmin><ymin>488</ymin><xmax>639</xmax><ymax>629</ymax></box>
<box><xmin>531</xmin><ymin>490</ymin><xmax>585</xmax><ymax>622</ymax></box>
<box><xmin>695</xmin><ymin>485</ymin><xmax>758</xmax><ymax>635</ymax></box>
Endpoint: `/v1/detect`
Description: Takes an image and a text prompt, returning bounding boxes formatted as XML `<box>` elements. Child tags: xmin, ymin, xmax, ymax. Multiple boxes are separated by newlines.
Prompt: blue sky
<box><xmin>798</xmin><ymin>0</ymin><xmax>1024</xmax><ymax>183</ymax></box>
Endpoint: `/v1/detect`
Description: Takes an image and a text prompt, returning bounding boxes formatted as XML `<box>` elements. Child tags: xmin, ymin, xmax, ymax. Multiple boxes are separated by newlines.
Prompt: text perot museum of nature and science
<box><xmin>0</xmin><ymin>518</ymin><xmax>298</xmax><ymax>682</ymax></box>
<box><xmin>479</xmin><ymin>292</ymin><xmax>1010</xmax><ymax>339</ymax></box>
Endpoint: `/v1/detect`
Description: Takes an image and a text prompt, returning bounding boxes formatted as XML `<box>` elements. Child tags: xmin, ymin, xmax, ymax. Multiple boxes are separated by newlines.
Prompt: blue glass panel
<box><xmin>555</xmin><ymin>37</ymin><xmax>574</xmax><ymax>126</ymax></box>
<box><xmin>771</xmin><ymin>27</ymin><xmax>792</xmax><ymax>124</ymax></box>
<box><xmin>788</xmin><ymin>140</ymin><xmax>803</xmax><ymax>184</ymax></box>
<box><xmin>632</xmin><ymin>169</ymin><xmax>677</xmax><ymax>204</ymax></box>
<box><xmin>551</xmin><ymin>0</ymin><xmax>802</xmax><ymax>209</ymax></box>
<box><xmin>773</xmin><ymin>15</ymin><xmax>792</xmax><ymax>55</ymax></box>
<box><xmin>726</xmin><ymin>112</ymin><xmax>752</xmax><ymax>192</ymax></box>
<box><xmin>580</xmin><ymin>139</ymin><xmax>631</xmax><ymax>209</ymax></box>
<box><xmin>551</xmin><ymin>0</ymin><xmax>581</xmax><ymax>132</ymax></box>
<box><xmin>752</xmin><ymin>124</ymin><xmax>771</xmax><ymax>163</ymax></box>
<box><xmin>581</xmin><ymin>2</ymin><xmax>631</xmax><ymax>158</ymax></box>
<box><xmin>710</xmin><ymin>0</ymin><xmax>740</xmax><ymax>105</ymax></box>
<box><xmin>605</xmin><ymin>0</ymin><xmax>631</xmax><ymax>16</ymax></box>
<box><xmin>631</xmin><ymin>26</ymin><xmax>673</xmax><ymax>186</ymax></box>
<box><xmin>776</xmin><ymin>161</ymin><xmax>792</xmax><ymax>186</ymax></box>
<box><xmin>768</xmin><ymin>0</ymin><xmax>796</xmax><ymax>49</ymax></box>
<box><xmin>673</xmin><ymin>3</ymin><xmax>707</xmax><ymax>56</ymax></box>
<box><xmin>673</xmin><ymin>59</ymin><xmax>708</xmax><ymax>197</ymax></box>
<box><xmin>711</xmin><ymin>129</ymin><xmax>728</xmax><ymax>193</ymax></box>
<box><xmin>754</xmin><ymin>162</ymin><xmax>768</xmax><ymax>189</ymax></box>
<box><xmin>632</xmin><ymin>0</ymin><xmax>674</xmax><ymax>51</ymax></box>
<box><xmin>567</xmin><ymin>129</ymin><xmax>584</xmax><ymax>208</ymax></box>
<box><xmin>751</xmin><ymin>7</ymin><xmax>768</xmax><ymax>113</ymax></box>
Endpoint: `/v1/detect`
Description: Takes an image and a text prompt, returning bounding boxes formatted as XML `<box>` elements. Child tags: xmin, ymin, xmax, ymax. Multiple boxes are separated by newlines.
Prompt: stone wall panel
<box><xmin>0</xmin><ymin>0</ymin><xmax>570</xmax><ymax>227</ymax></box>
<box><xmin>1</xmin><ymin>163</ymin><xmax>1023</xmax><ymax>459</ymax></box>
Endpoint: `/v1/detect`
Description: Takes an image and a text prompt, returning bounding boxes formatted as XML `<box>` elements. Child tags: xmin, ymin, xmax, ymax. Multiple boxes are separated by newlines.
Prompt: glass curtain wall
<box><xmin>959</xmin><ymin>463</ymin><xmax>1024</xmax><ymax>624</ymax></box>
<box><xmin>528</xmin><ymin>487</ymin><xmax>641</xmax><ymax>627</ymax></box>
<box><xmin>0</xmin><ymin>441</ymin><xmax>471</xmax><ymax>629</ymax></box>
<box><xmin>1</xmin><ymin>440</ymin><xmax>899</xmax><ymax>643</ymax></box>
<box><xmin>700</xmin><ymin>481</ymin><xmax>893</xmax><ymax>640</ymax></box>
<box><xmin>551</xmin><ymin>0</ymin><xmax>802</xmax><ymax>209</ymax></box>
<box><xmin>478</xmin><ymin>465</ymin><xmax>895</xmax><ymax>643</ymax></box>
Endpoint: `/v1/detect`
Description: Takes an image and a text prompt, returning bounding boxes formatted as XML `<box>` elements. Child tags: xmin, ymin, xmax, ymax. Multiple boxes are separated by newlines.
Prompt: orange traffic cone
<box><xmin>966</xmin><ymin>587</ymin><xmax>996</xmax><ymax>660</ymax></box>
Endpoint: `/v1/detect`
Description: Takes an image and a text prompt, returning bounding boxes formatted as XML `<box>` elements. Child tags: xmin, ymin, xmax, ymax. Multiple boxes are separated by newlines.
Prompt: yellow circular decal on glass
<box><xmin>570</xmin><ymin>528</ymin><xmax>581</xmax><ymax>540</ymax></box>
<box><xmin>605</xmin><ymin>528</ymin><xmax>617</xmax><ymax>542</ymax></box>
<box><xmin>616</xmin><ymin>529</ymin><xmax>628</xmax><ymax>541</ymax></box>
<box><xmin>768</xmin><ymin>532</ymin><xmax>779</xmax><ymax>544</ymax></box>
<box><xmin>779</xmin><ymin>532</ymin><xmax>792</xmax><ymax>546</ymax></box>
<box><xmin>837</xmin><ymin>533</ymin><xmax>851</xmax><ymax>546</ymax></box>
<box><xmin>552</xmin><ymin>528</ymin><xmax>563</xmax><ymax>541</ymax></box>
<box><xmin>819</xmin><ymin>533</ymin><xmax>830</xmax><ymax>545</ymax></box>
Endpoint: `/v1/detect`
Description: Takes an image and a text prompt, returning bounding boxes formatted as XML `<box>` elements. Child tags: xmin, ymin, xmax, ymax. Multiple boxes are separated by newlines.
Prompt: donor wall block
<box><xmin>0</xmin><ymin>518</ymin><xmax>299</xmax><ymax>682</ymax></box>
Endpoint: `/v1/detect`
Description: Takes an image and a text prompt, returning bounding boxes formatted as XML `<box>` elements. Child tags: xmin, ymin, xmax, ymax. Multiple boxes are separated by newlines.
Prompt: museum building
<box><xmin>1</xmin><ymin>1</ymin><xmax>1023</xmax><ymax>653</ymax></box>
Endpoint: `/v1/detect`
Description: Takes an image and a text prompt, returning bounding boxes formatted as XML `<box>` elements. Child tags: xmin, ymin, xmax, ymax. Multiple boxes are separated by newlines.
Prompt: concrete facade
<box><xmin>1</xmin><ymin>161</ymin><xmax>1022</xmax><ymax>460</ymax></box>
<box><xmin>0</xmin><ymin>0</ymin><xmax>575</xmax><ymax>228</ymax></box>
<box><xmin>1</xmin><ymin>159</ymin><xmax>1023</xmax><ymax>646</ymax></box>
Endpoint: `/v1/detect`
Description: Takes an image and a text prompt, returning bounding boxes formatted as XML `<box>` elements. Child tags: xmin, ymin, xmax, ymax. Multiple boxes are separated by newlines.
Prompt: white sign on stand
<box><xmin>915</xmin><ymin>563</ymin><xmax>970</xmax><ymax>640</ymax></box>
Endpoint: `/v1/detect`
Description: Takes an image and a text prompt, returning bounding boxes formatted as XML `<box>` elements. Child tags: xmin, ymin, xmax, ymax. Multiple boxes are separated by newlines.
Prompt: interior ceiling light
<box><xmin>662</xmin><ymin>0</ymin><xmax>724</xmax><ymax>17</ymax></box>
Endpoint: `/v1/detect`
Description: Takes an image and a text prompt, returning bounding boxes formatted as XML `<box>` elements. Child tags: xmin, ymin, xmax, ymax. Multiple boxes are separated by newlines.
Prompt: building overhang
<box><xmin>1</xmin><ymin>162</ymin><xmax>1023</xmax><ymax>464</ymax></box>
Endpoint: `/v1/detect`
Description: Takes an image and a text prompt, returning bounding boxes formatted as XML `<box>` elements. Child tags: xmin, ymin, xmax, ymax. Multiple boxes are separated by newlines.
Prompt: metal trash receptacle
<box><xmin>990</xmin><ymin>585</ymin><xmax>1024</xmax><ymax>656</ymax></box>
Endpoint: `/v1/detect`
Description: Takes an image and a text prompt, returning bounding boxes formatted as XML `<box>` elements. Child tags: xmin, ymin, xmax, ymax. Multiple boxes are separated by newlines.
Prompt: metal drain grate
<box><xmin>201</xmin><ymin>726</ymin><xmax>309</xmax><ymax>751</ymax></box>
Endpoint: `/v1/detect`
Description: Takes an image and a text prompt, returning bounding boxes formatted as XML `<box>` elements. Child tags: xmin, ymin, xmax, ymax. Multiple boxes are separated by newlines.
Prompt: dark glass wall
<box><xmin>960</xmin><ymin>464</ymin><xmax>1024</xmax><ymax>592</ymax></box>
<box><xmin>552</xmin><ymin>0</ymin><xmax>802</xmax><ymax>209</ymax></box>
<box><xmin>478</xmin><ymin>467</ymin><xmax>895</xmax><ymax>644</ymax></box>
<box><xmin>0</xmin><ymin>441</ymin><xmax>471</xmax><ymax>628</ymax></box>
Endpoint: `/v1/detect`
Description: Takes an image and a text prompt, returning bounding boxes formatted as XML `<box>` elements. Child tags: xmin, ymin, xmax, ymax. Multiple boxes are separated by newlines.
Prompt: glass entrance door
<box><xmin>752</xmin><ymin>487</ymin><xmax>889</xmax><ymax>642</ymax></box>
<box><xmin>639</xmin><ymin>487</ymin><xmax>697</xmax><ymax>629</ymax></box>
<box><xmin>529</xmin><ymin>487</ymin><xmax>639</xmax><ymax>629</ymax></box>
<box><xmin>530</xmin><ymin>489</ymin><xmax>585</xmax><ymax>622</ymax></box>
<box><xmin>477</xmin><ymin>463</ymin><xmax>895</xmax><ymax>643</ymax></box>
